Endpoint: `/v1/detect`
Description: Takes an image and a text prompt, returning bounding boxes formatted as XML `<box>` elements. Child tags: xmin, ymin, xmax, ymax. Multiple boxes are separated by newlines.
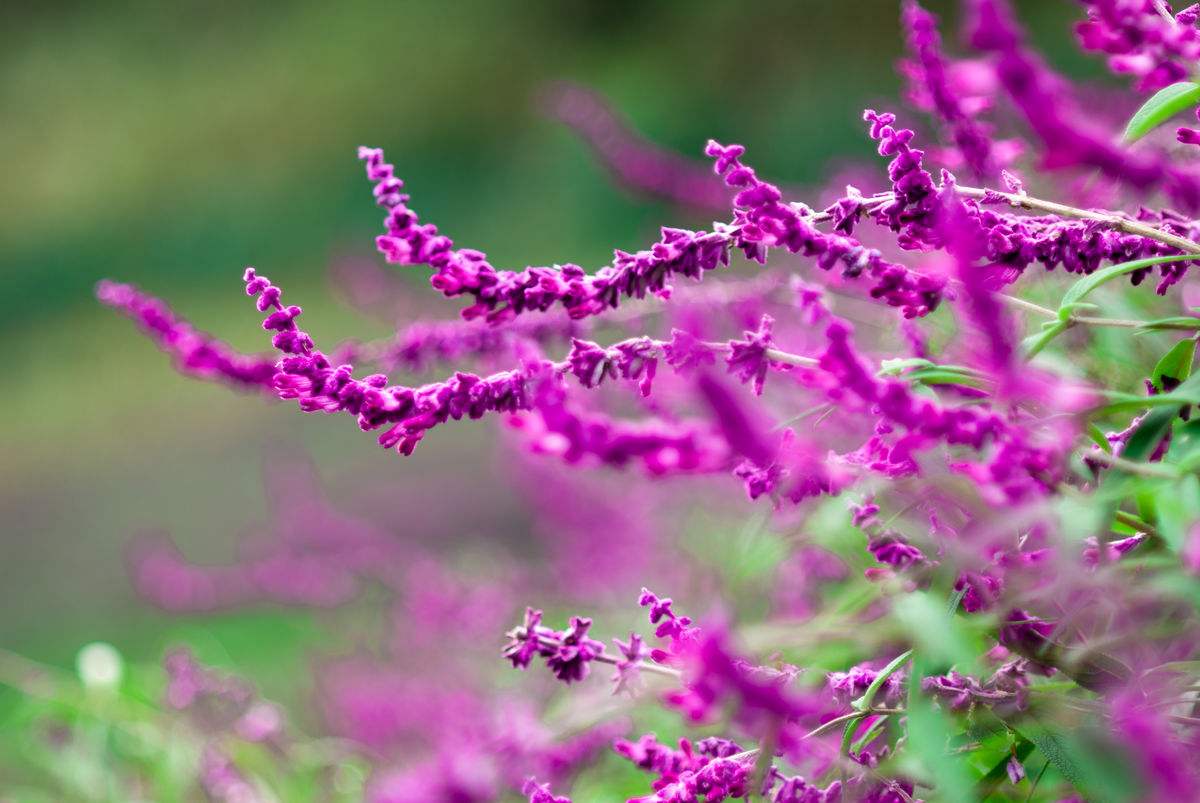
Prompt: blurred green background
<box><xmin>1</xmin><ymin>0</ymin><xmax>1087</xmax><ymax>684</ymax></box>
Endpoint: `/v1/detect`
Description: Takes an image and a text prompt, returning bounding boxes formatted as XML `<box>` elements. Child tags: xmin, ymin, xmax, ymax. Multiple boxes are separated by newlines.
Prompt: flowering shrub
<box><xmin>42</xmin><ymin>0</ymin><xmax>1200</xmax><ymax>800</ymax></box>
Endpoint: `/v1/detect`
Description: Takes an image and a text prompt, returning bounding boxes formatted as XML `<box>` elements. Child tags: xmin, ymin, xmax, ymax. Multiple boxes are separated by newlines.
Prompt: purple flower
<box><xmin>851</xmin><ymin>500</ymin><xmax>880</xmax><ymax>528</ymax></box>
<box><xmin>616</xmin><ymin>735</ymin><xmax>764</xmax><ymax>803</ymax></box>
<box><xmin>725</xmin><ymin>315</ymin><xmax>775</xmax><ymax>396</ymax></box>
<box><xmin>542</xmin><ymin>82</ymin><xmax>734</xmax><ymax>212</ymax></box>
<box><xmin>1081</xmin><ymin>533</ymin><xmax>1146</xmax><ymax>568</ymax></box>
<box><xmin>360</xmin><ymin>141</ymin><xmax>948</xmax><ymax>323</ymax></box>
<box><xmin>503</xmin><ymin>610</ymin><xmax>606</xmax><ymax>684</ymax></box>
<box><xmin>998</xmin><ymin>608</ymin><xmax>1056</xmax><ymax>658</ymax></box>
<box><xmin>664</xmin><ymin>632</ymin><xmax>821</xmax><ymax>726</ymax></box>
<box><xmin>1111</xmin><ymin>686</ymin><xmax>1200</xmax><ymax>799</ymax></box>
<box><xmin>639</xmin><ymin>588</ymin><xmax>701</xmax><ymax>664</ymax></box>
<box><xmin>817</xmin><ymin>316</ymin><xmax>1067</xmax><ymax>501</ymax></box>
<box><xmin>968</xmin><ymin>0</ymin><xmax>1200</xmax><ymax>210</ymax></box>
<box><xmin>359</xmin><ymin>146</ymin><xmax>735</xmax><ymax>323</ymax></box>
<box><xmin>614</xmin><ymin>733</ymin><xmax>696</xmax><ymax>777</ymax></box>
<box><xmin>706</xmin><ymin>139</ymin><xmax>946</xmax><ymax>318</ymax></box>
<box><xmin>370</xmin><ymin>315</ymin><xmax>581</xmax><ymax>373</ymax></box>
<box><xmin>544</xmin><ymin>617</ymin><xmax>605</xmax><ymax>684</ymax></box>
<box><xmin>505</xmin><ymin>608</ymin><xmax>548</xmax><ymax>670</ymax></box>
<box><xmin>664</xmin><ymin>328</ymin><xmax>720</xmax><ymax>373</ymax></box>
<box><xmin>1005</xmin><ymin>755</ymin><xmax>1025</xmax><ymax>785</ymax></box>
<box><xmin>900</xmin><ymin>1</ymin><xmax>1006</xmax><ymax>178</ymax></box>
<box><xmin>923</xmin><ymin>191</ymin><xmax>1200</xmax><ymax>296</ymax></box>
<box><xmin>867</xmin><ymin>532</ymin><xmax>929</xmax><ymax>570</ymax></box>
<box><xmin>96</xmin><ymin>280</ymin><xmax>277</xmax><ymax>392</ymax></box>
<box><xmin>163</xmin><ymin>649</ymin><xmax>285</xmax><ymax>743</ymax></box>
<box><xmin>613</xmin><ymin>632</ymin><xmax>646</xmax><ymax>693</ymax></box>
<box><xmin>199</xmin><ymin>746</ymin><xmax>261</xmax><ymax>803</ymax></box>
<box><xmin>246</xmin><ymin>267</ymin><xmax>560</xmax><ymax>455</ymax></box>
<box><xmin>771</xmin><ymin>776</ymin><xmax>842</xmax><ymax>803</ymax></box>
<box><xmin>863</xmin><ymin>109</ymin><xmax>941</xmax><ymax>248</ymax></box>
<box><xmin>523</xmin><ymin>779</ymin><xmax>572</xmax><ymax>803</ymax></box>
<box><xmin>921</xmin><ymin>670</ymin><xmax>1017</xmax><ymax>710</ymax></box>
<box><xmin>566</xmin><ymin>336</ymin><xmax>659</xmax><ymax>396</ymax></box>
<box><xmin>941</xmin><ymin>187</ymin><xmax>1019</xmax><ymax>381</ymax></box>
<box><xmin>512</xmin><ymin>378</ymin><xmax>729</xmax><ymax>475</ymax></box>
<box><xmin>1183</xmin><ymin>523</ymin><xmax>1200</xmax><ymax>574</ymax></box>
<box><xmin>566</xmin><ymin>338</ymin><xmax>618</xmax><ymax>389</ymax></box>
<box><xmin>695</xmin><ymin>372</ymin><xmax>776</xmax><ymax>468</ymax></box>
<box><xmin>1179</xmin><ymin>108</ymin><xmax>1200</xmax><ymax>146</ymax></box>
<box><xmin>954</xmin><ymin>571</ymin><xmax>1004</xmax><ymax>613</ymax></box>
<box><xmin>1076</xmin><ymin>0</ymin><xmax>1200</xmax><ymax>91</ymax></box>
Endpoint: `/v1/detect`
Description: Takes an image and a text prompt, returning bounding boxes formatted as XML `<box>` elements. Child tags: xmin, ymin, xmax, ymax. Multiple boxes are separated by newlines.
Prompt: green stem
<box><xmin>801</xmin><ymin>708</ymin><xmax>907</xmax><ymax>741</ymax></box>
<box><xmin>955</xmin><ymin>185</ymin><xmax>1200</xmax><ymax>256</ymax></box>
<box><xmin>1086</xmin><ymin>450</ymin><xmax>1179</xmax><ymax>479</ymax></box>
<box><xmin>1113</xmin><ymin>509</ymin><xmax>1160</xmax><ymax>537</ymax></box>
<box><xmin>837</xmin><ymin>649</ymin><xmax>914</xmax><ymax>756</ymax></box>
<box><xmin>854</xmin><ymin>650</ymin><xmax>914</xmax><ymax>712</ymax></box>
<box><xmin>997</xmin><ymin>294</ymin><xmax>1157</xmax><ymax>329</ymax></box>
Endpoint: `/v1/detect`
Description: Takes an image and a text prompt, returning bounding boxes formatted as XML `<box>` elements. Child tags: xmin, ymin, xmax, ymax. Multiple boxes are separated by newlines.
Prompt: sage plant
<box><xmin>98</xmin><ymin>1</ymin><xmax>1200</xmax><ymax>800</ymax></box>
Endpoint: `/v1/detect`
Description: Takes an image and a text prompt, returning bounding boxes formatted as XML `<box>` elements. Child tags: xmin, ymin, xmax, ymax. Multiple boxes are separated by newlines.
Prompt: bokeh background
<box><xmin>2</xmin><ymin>0</ymin><xmax>1090</xmax><ymax>759</ymax></box>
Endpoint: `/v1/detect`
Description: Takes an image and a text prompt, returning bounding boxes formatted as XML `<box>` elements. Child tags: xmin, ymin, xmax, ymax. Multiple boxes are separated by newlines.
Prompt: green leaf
<box><xmin>1154</xmin><ymin>473</ymin><xmax>1200</xmax><ymax>551</ymax></box>
<box><xmin>1122</xmin><ymin>81</ymin><xmax>1200</xmax><ymax>143</ymax></box>
<box><xmin>974</xmin><ymin>738</ymin><xmax>1034</xmax><ymax>799</ymax></box>
<box><xmin>1096</xmin><ymin>370</ymin><xmax>1200</xmax><ymax>414</ymax></box>
<box><xmin>878</xmin><ymin>357</ymin><xmax>935</xmax><ymax>376</ymax></box>
<box><xmin>1122</xmin><ymin>405</ymin><xmax>1177</xmax><ymax>463</ymax></box>
<box><xmin>1168</xmin><ymin>419</ymin><xmax>1200</xmax><ymax>472</ymax></box>
<box><xmin>1136</xmin><ymin>316</ymin><xmax>1200</xmax><ymax>333</ymax></box>
<box><xmin>1060</xmin><ymin>255</ymin><xmax>1197</xmax><ymax>311</ymax></box>
<box><xmin>851</xmin><ymin>649</ymin><xmax>912</xmax><ymax>712</ymax></box>
<box><xmin>1021</xmin><ymin>725</ymin><xmax>1088</xmax><ymax>793</ymax></box>
<box><xmin>1151</xmin><ymin>338</ymin><xmax>1196</xmax><ymax>392</ymax></box>
<box><xmin>1012</xmin><ymin>719</ymin><xmax>1141</xmax><ymax>803</ymax></box>
<box><xmin>905</xmin><ymin>655</ymin><xmax>977</xmax><ymax>803</ymax></box>
<box><xmin>905</xmin><ymin>368</ymin><xmax>986</xmax><ymax>388</ymax></box>
<box><xmin>893</xmin><ymin>592</ymin><xmax>983</xmax><ymax>675</ymax></box>
<box><xmin>850</xmin><ymin>715</ymin><xmax>890</xmax><ymax>754</ymax></box>
<box><xmin>1022</xmin><ymin>319</ymin><xmax>1072</xmax><ymax>360</ymax></box>
<box><xmin>1087</xmin><ymin>422</ymin><xmax>1113</xmax><ymax>453</ymax></box>
<box><xmin>877</xmin><ymin>360</ymin><xmax>983</xmax><ymax>388</ymax></box>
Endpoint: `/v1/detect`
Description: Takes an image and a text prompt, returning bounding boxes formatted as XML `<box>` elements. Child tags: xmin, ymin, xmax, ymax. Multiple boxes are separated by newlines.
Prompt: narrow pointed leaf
<box><xmin>1151</xmin><ymin>338</ymin><xmax>1196</xmax><ymax>392</ymax></box>
<box><xmin>1060</xmin><ymin>255</ymin><xmax>1197</xmax><ymax>311</ymax></box>
<box><xmin>1122</xmin><ymin>81</ymin><xmax>1200</xmax><ymax>143</ymax></box>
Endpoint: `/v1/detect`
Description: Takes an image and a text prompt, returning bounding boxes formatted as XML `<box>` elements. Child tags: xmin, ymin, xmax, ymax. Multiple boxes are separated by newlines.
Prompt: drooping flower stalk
<box><xmin>705</xmin><ymin>138</ymin><xmax>947</xmax><ymax>318</ymax></box>
<box><xmin>241</xmin><ymin>267</ymin><xmax>820</xmax><ymax>458</ymax></box>
<box><xmin>541</xmin><ymin>81</ymin><xmax>736</xmax><ymax>212</ymax></box>
<box><xmin>97</xmin><ymin>280</ymin><xmax>277</xmax><ymax>392</ymax></box>
<box><xmin>900</xmin><ymin>0</ymin><xmax>1009</xmax><ymax>178</ymax></box>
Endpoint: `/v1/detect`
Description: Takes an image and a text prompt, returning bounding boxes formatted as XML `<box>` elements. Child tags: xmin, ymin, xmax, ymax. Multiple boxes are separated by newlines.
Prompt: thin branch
<box><xmin>998</xmin><ymin>294</ymin><xmax>1056</xmax><ymax>318</ymax></box>
<box><xmin>1070</xmin><ymin>315</ymin><xmax>1146</xmax><ymax>329</ymax></box>
<box><xmin>764</xmin><ymin>347</ymin><xmax>819</xmax><ymax>369</ymax></box>
<box><xmin>806</xmin><ymin>708</ymin><xmax>907</xmax><ymax>740</ymax></box>
<box><xmin>997</xmin><ymin>294</ymin><xmax>1156</xmax><ymax>329</ymax></box>
<box><xmin>1113</xmin><ymin>509</ymin><xmax>1160</xmax><ymax>539</ymax></box>
<box><xmin>954</xmin><ymin>185</ymin><xmax>1200</xmax><ymax>256</ymax></box>
<box><xmin>1084</xmin><ymin>450</ymin><xmax>1179</xmax><ymax>479</ymax></box>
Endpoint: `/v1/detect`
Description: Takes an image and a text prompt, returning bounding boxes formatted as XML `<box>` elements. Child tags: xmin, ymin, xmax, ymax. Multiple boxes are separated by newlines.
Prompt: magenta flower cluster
<box><xmin>97</xmin><ymin>1</ymin><xmax>1200</xmax><ymax>800</ymax></box>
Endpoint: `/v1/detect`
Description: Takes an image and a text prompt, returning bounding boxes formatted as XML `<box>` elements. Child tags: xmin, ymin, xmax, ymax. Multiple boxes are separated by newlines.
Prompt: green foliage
<box><xmin>1122</xmin><ymin>81</ymin><xmax>1200</xmax><ymax>143</ymax></box>
<box><xmin>904</xmin><ymin>655</ymin><xmax>976</xmax><ymax>803</ymax></box>
<box><xmin>1151</xmin><ymin>338</ymin><xmax>1197</xmax><ymax>391</ymax></box>
<box><xmin>1059</xmin><ymin>256</ymin><xmax>1195</xmax><ymax>310</ymax></box>
<box><xmin>0</xmin><ymin>646</ymin><xmax>367</xmax><ymax>802</ymax></box>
